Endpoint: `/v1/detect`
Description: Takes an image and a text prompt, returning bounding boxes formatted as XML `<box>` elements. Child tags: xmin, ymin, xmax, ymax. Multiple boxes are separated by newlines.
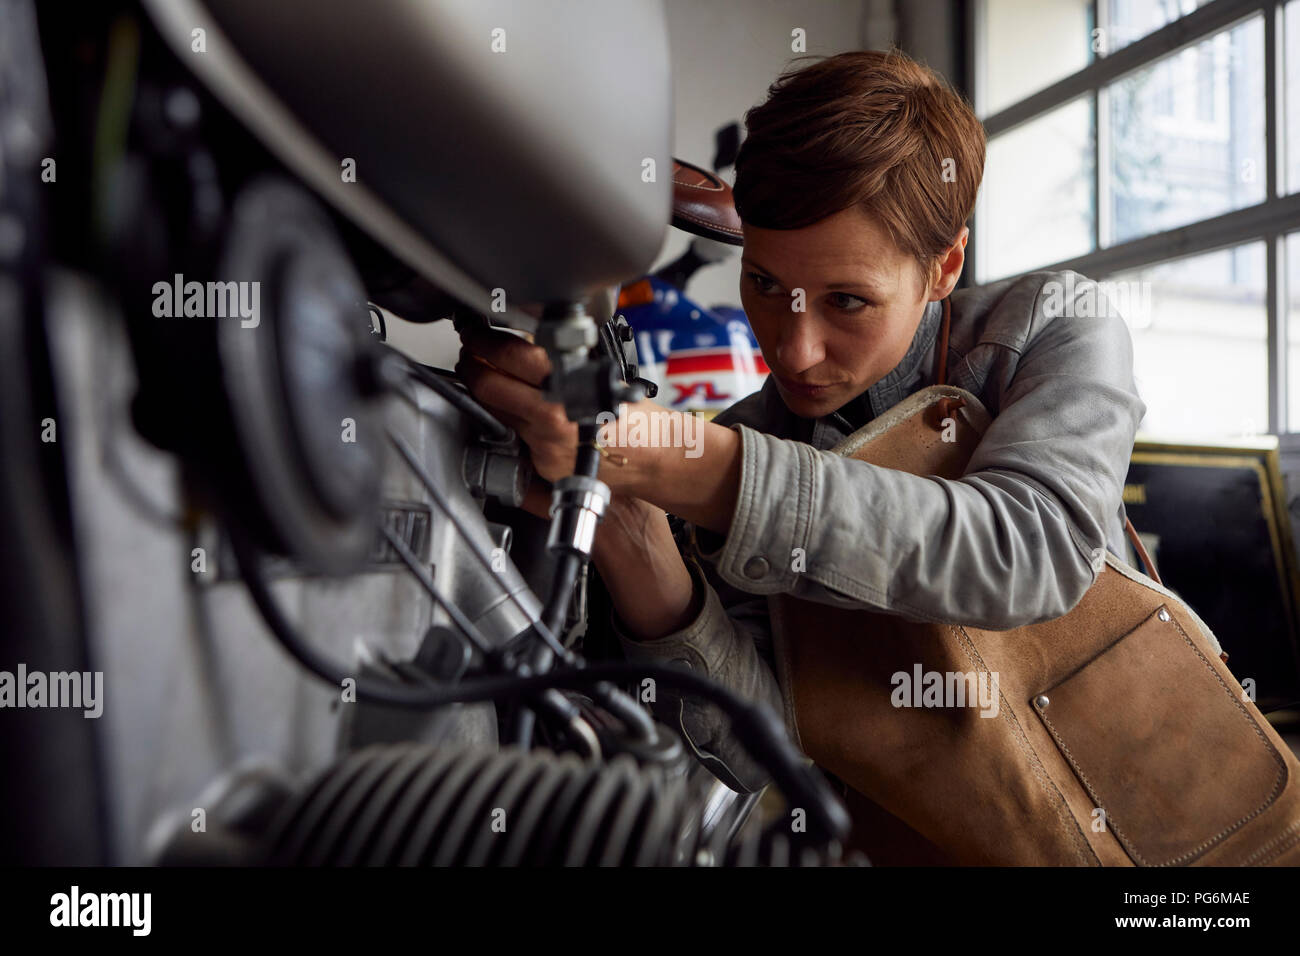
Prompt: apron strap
<box><xmin>933</xmin><ymin>296</ymin><xmax>952</xmax><ymax>386</ymax></box>
<box><xmin>932</xmin><ymin>297</ymin><xmax>962</xmax><ymax>423</ymax></box>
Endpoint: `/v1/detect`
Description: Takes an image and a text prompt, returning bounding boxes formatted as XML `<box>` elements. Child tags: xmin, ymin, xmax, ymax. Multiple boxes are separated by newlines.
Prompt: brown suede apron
<box><xmin>769</xmin><ymin>297</ymin><xmax>1300</xmax><ymax>866</ymax></box>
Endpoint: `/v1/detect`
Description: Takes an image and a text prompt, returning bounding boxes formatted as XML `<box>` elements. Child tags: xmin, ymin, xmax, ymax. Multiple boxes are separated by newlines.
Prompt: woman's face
<box><xmin>739</xmin><ymin>206</ymin><xmax>964</xmax><ymax>419</ymax></box>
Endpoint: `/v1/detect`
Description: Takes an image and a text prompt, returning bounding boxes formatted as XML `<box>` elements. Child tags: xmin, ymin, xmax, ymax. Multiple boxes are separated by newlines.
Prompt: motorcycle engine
<box><xmin>0</xmin><ymin>0</ymin><xmax>853</xmax><ymax>867</ymax></box>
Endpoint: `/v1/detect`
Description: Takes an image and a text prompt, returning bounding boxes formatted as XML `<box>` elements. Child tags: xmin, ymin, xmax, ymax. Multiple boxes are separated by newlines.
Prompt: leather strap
<box><xmin>932</xmin><ymin>297</ymin><xmax>964</xmax><ymax>422</ymax></box>
<box><xmin>931</xmin><ymin>294</ymin><xmax>1163</xmax><ymax>588</ymax></box>
<box><xmin>1124</xmin><ymin>520</ymin><xmax>1163</xmax><ymax>588</ymax></box>
<box><xmin>933</xmin><ymin>296</ymin><xmax>952</xmax><ymax>387</ymax></box>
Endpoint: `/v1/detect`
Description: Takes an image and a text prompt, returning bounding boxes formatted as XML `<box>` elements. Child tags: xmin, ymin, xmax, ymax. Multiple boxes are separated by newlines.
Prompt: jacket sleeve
<box><xmin>612</xmin><ymin>552</ymin><xmax>786</xmax><ymax>794</ymax></box>
<box><xmin>694</xmin><ymin>279</ymin><xmax>1147</xmax><ymax>630</ymax></box>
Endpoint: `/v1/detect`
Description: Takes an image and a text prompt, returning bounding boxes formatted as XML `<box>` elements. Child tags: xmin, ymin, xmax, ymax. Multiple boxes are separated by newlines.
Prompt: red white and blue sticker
<box><xmin>617</xmin><ymin>277</ymin><xmax>768</xmax><ymax>415</ymax></box>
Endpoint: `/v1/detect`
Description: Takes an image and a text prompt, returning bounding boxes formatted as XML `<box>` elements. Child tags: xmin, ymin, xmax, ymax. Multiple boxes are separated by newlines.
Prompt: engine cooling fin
<box><xmin>262</xmin><ymin>744</ymin><xmax>696</xmax><ymax>867</ymax></box>
<box><xmin>262</xmin><ymin>743</ymin><xmax>861</xmax><ymax>867</ymax></box>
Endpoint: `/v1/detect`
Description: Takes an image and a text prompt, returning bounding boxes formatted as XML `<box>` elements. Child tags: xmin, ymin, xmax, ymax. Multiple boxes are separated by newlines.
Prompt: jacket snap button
<box><xmin>742</xmin><ymin>556</ymin><xmax>770</xmax><ymax>580</ymax></box>
<box><xmin>1034</xmin><ymin>695</ymin><xmax>1050</xmax><ymax>709</ymax></box>
<box><xmin>1157</xmin><ymin>608</ymin><xmax>1171</xmax><ymax>622</ymax></box>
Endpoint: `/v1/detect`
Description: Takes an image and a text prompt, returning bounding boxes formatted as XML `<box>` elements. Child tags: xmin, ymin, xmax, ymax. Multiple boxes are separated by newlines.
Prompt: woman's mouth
<box><xmin>775</xmin><ymin>375</ymin><xmax>835</xmax><ymax>399</ymax></box>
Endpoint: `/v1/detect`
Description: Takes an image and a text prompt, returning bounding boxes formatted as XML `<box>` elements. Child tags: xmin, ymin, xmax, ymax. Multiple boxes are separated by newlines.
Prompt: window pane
<box><xmin>981</xmin><ymin>0</ymin><xmax>1095</xmax><ymax>117</ymax></box>
<box><xmin>1108</xmin><ymin>16</ymin><xmax>1265</xmax><ymax>245</ymax></box>
<box><xmin>1287</xmin><ymin>0</ymin><xmax>1300</xmax><ymax>192</ymax></box>
<box><xmin>1108</xmin><ymin>244</ymin><xmax>1267</xmax><ymax>440</ymax></box>
<box><xmin>1103</xmin><ymin>0</ymin><xmax>1211</xmax><ymax>54</ymax></box>
<box><xmin>978</xmin><ymin>97</ymin><xmax>1095</xmax><ymax>282</ymax></box>
<box><xmin>1288</xmin><ymin>233</ymin><xmax>1300</xmax><ymax>428</ymax></box>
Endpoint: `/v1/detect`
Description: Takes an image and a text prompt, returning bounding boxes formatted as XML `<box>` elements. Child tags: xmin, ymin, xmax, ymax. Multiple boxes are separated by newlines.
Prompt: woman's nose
<box><xmin>775</xmin><ymin>315</ymin><xmax>826</xmax><ymax>374</ymax></box>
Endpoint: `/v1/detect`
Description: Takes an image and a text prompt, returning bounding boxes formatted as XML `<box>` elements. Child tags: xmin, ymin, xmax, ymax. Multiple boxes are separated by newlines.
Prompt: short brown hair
<box><xmin>733</xmin><ymin>49</ymin><xmax>986</xmax><ymax>288</ymax></box>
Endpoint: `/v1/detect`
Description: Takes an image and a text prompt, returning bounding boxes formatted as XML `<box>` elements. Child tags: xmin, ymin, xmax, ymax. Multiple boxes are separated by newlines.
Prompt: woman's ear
<box><xmin>928</xmin><ymin>226</ymin><xmax>969</xmax><ymax>301</ymax></box>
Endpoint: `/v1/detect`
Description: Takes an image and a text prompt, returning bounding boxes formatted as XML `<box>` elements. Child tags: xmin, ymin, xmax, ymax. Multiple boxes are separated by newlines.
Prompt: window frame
<box><xmin>971</xmin><ymin>0</ymin><xmax>1295</xmax><ymax>433</ymax></box>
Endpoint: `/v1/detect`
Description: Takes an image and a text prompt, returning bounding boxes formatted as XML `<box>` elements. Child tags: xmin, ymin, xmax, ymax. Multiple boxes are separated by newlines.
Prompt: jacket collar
<box><xmin>861</xmin><ymin>297</ymin><xmax>943</xmax><ymax>418</ymax></box>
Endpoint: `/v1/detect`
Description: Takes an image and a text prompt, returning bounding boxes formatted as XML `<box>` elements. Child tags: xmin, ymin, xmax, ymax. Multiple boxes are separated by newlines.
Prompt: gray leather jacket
<box><xmin>612</xmin><ymin>269</ymin><xmax>1154</xmax><ymax>792</ymax></box>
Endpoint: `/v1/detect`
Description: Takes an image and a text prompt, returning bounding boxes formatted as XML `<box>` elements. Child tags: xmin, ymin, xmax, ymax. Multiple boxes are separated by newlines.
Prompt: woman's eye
<box><xmin>828</xmin><ymin>292</ymin><xmax>870</xmax><ymax>312</ymax></box>
<box><xmin>745</xmin><ymin>272</ymin><xmax>779</xmax><ymax>294</ymax></box>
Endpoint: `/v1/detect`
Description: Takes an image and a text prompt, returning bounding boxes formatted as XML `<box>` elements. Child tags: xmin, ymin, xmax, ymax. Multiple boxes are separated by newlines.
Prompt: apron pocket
<box><xmin>1031</xmin><ymin>604</ymin><xmax>1287</xmax><ymax>866</ymax></box>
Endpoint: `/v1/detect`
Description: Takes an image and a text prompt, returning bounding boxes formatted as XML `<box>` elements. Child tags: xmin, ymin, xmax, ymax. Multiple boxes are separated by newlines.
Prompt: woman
<box><xmin>458</xmin><ymin>51</ymin><xmax>1144</xmax><ymax>799</ymax></box>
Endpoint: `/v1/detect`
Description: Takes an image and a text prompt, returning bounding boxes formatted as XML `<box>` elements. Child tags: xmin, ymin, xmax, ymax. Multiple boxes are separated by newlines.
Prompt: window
<box><xmin>978</xmin><ymin>0</ymin><xmax>1095</xmax><ymax>117</ymax></box>
<box><xmin>1107</xmin><ymin>17</ymin><xmax>1264</xmax><ymax>245</ymax></box>
<box><xmin>1111</xmin><ymin>243</ymin><xmax>1267</xmax><ymax>438</ymax></box>
<box><xmin>1287</xmin><ymin>231</ymin><xmax>1300</xmax><ymax>425</ymax></box>
<box><xmin>979</xmin><ymin>97</ymin><xmax>1095</xmax><ymax>279</ymax></box>
<box><xmin>1286</xmin><ymin>1</ymin><xmax>1300</xmax><ymax>190</ymax></box>
<box><xmin>976</xmin><ymin>0</ymin><xmax>1300</xmax><ymax>436</ymax></box>
<box><xmin>1104</xmin><ymin>0</ymin><xmax>1214</xmax><ymax>51</ymax></box>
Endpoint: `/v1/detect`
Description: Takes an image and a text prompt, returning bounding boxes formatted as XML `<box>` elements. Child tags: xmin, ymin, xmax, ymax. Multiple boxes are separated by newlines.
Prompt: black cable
<box><xmin>510</xmin><ymin>691</ymin><xmax>538</xmax><ymax>751</ymax></box>
<box><xmin>380</xmin><ymin>520</ymin><xmax>598</xmax><ymax>753</ymax></box>
<box><xmin>384</xmin><ymin>368</ymin><xmax>649</xmax><ymax>750</ymax></box>
<box><xmin>378</xmin><ymin>523</ymin><xmax>494</xmax><ymax>657</ymax></box>
<box><xmin>544</xmin><ymin>554</ymin><xmax>584</xmax><ymax>643</ymax></box>
<box><xmin>231</xmin><ymin>526</ymin><xmax>487</xmax><ymax>706</ymax></box>
<box><xmin>515</xmin><ymin>424</ymin><xmax>602</xmax><ymax>748</ymax></box>
<box><xmin>228</xmin><ymin>529</ymin><xmax>849</xmax><ymax>841</ymax></box>
<box><xmin>590</xmin><ymin>681</ymin><xmax>657</xmax><ymax>742</ymax></box>
<box><xmin>384</xmin><ymin>427</ymin><xmax>571</xmax><ymax>661</ymax></box>
<box><xmin>389</xmin><ymin>347</ymin><xmax>512</xmax><ymax>443</ymax></box>
<box><xmin>537</xmin><ymin>426</ymin><xmax>658</xmax><ymax>745</ymax></box>
<box><xmin>384</xmin><ymin>420</ymin><xmax>574</xmax><ymax>750</ymax></box>
<box><xmin>543</xmin><ymin>424</ymin><xmax>602</xmax><ymax>638</ymax></box>
<box><xmin>386</xmin><ymin>370</ymin><xmax>673</xmax><ymax>746</ymax></box>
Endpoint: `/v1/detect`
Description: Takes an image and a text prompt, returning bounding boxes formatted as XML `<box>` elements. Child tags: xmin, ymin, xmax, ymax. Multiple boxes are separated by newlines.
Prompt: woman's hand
<box><xmin>456</xmin><ymin>324</ymin><xmax>703</xmax><ymax>639</ymax></box>
<box><xmin>455</xmin><ymin>321</ymin><xmax>744</xmax><ymax>533</ymax></box>
<box><xmin>455</xmin><ymin>324</ymin><xmax>583</xmax><ymax>484</ymax></box>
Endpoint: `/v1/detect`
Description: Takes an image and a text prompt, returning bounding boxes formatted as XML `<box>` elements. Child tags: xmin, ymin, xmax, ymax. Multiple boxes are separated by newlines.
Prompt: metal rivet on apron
<box><xmin>1034</xmin><ymin>695</ymin><xmax>1050</xmax><ymax>709</ymax></box>
<box><xmin>742</xmin><ymin>556</ymin><xmax>770</xmax><ymax>580</ymax></box>
<box><xmin>1157</xmin><ymin>608</ymin><xmax>1171</xmax><ymax>622</ymax></box>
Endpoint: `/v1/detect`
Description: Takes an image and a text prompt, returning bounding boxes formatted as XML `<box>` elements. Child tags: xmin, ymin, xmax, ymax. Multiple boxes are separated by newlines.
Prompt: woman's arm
<box><xmin>598</xmin><ymin>534</ymin><xmax>786</xmax><ymax>792</ymax></box>
<box><xmin>458</xmin><ymin>274</ymin><xmax>1143</xmax><ymax>630</ymax></box>
<box><xmin>679</xmin><ymin>278</ymin><xmax>1145</xmax><ymax>629</ymax></box>
<box><xmin>589</xmin><ymin>496</ymin><xmax>701</xmax><ymax>639</ymax></box>
<box><xmin>586</xmin><ymin>496</ymin><xmax>785</xmax><ymax>792</ymax></box>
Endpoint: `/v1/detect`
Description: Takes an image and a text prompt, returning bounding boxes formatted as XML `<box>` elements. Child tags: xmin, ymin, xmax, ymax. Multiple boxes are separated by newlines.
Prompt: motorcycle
<box><xmin>0</xmin><ymin>0</ymin><xmax>851</xmax><ymax>866</ymax></box>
